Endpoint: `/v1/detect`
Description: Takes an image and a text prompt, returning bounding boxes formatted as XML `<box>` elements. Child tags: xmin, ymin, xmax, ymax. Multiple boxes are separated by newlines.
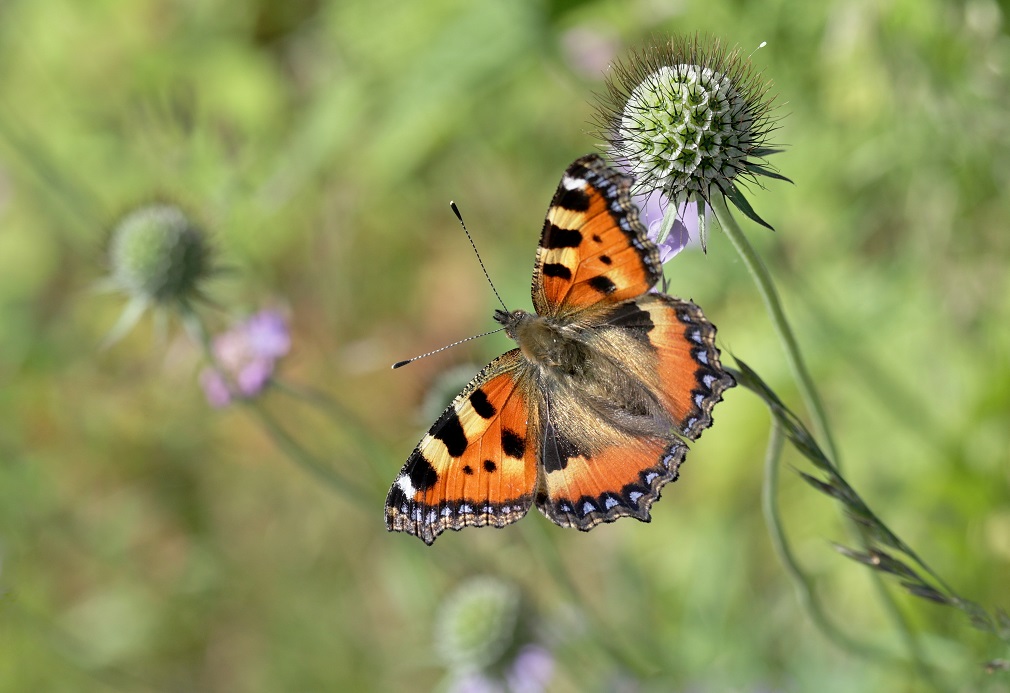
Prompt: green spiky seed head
<box><xmin>109</xmin><ymin>204</ymin><xmax>211</xmax><ymax>305</ymax></box>
<box><xmin>620</xmin><ymin>62</ymin><xmax>753</xmax><ymax>205</ymax></box>
<box><xmin>595</xmin><ymin>35</ymin><xmax>787</xmax><ymax>230</ymax></box>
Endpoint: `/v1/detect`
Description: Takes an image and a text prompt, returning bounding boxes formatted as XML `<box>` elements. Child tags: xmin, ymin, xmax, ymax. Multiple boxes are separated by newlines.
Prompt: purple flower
<box><xmin>560</xmin><ymin>25</ymin><xmax>619</xmax><ymax>78</ymax></box>
<box><xmin>200</xmin><ymin>310</ymin><xmax>291</xmax><ymax>408</ymax></box>
<box><xmin>635</xmin><ymin>188</ymin><xmax>699</xmax><ymax>263</ymax></box>
<box><xmin>505</xmin><ymin>645</ymin><xmax>554</xmax><ymax>693</ymax></box>
<box><xmin>447</xmin><ymin>646</ymin><xmax>554</xmax><ymax>693</ymax></box>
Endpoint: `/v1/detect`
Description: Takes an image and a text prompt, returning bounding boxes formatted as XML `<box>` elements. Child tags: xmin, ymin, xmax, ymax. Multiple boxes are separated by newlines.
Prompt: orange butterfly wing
<box><xmin>385</xmin><ymin>351</ymin><xmax>540</xmax><ymax>545</ymax></box>
<box><xmin>525</xmin><ymin>157</ymin><xmax>734</xmax><ymax>531</ymax></box>
<box><xmin>534</xmin><ymin>397</ymin><xmax>689</xmax><ymax>529</ymax></box>
<box><xmin>600</xmin><ymin>294</ymin><xmax>736</xmax><ymax>440</ymax></box>
<box><xmin>532</xmin><ymin>294</ymin><xmax>734</xmax><ymax>530</ymax></box>
<box><xmin>531</xmin><ymin>154</ymin><xmax>662</xmax><ymax>317</ymax></box>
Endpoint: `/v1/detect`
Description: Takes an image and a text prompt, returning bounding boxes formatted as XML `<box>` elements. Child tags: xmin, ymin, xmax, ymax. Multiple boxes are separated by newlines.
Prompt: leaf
<box><xmin>798</xmin><ymin>472</ymin><xmax>852</xmax><ymax>504</ymax></box>
<box><xmin>996</xmin><ymin>608</ymin><xmax>1010</xmax><ymax>639</ymax></box>
<box><xmin>900</xmin><ymin>582</ymin><xmax>950</xmax><ymax>605</ymax></box>
<box><xmin>869</xmin><ymin>550</ymin><xmax>920</xmax><ymax>580</ymax></box>
<box><xmin>697</xmin><ymin>199</ymin><xmax>708</xmax><ymax>253</ymax></box>
<box><xmin>953</xmin><ymin>599</ymin><xmax>995</xmax><ymax>632</ymax></box>
<box><xmin>722</xmin><ymin>184</ymin><xmax>775</xmax><ymax>231</ymax></box>
<box><xmin>860</xmin><ymin>521</ymin><xmax>907</xmax><ymax>555</ymax></box>
<box><xmin>730</xmin><ymin>361</ymin><xmax>831</xmax><ymax>469</ymax></box>
<box><xmin>744</xmin><ymin>162</ymin><xmax>793</xmax><ymax>183</ymax></box>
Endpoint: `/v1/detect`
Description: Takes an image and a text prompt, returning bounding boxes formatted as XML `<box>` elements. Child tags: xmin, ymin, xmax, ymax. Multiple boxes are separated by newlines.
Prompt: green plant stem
<box><xmin>243</xmin><ymin>400</ymin><xmax>375</xmax><ymax>508</ymax></box>
<box><xmin>712</xmin><ymin>199</ymin><xmax>940</xmax><ymax>682</ymax></box>
<box><xmin>270</xmin><ymin>380</ymin><xmax>389</xmax><ymax>490</ymax></box>
<box><xmin>179</xmin><ymin>306</ymin><xmax>372</xmax><ymax>508</ymax></box>
<box><xmin>761</xmin><ymin>418</ymin><xmax>895</xmax><ymax>662</ymax></box>
<box><xmin>518</xmin><ymin>520</ymin><xmax>661</xmax><ymax>680</ymax></box>
<box><xmin>710</xmin><ymin>196</ymin><xmax>839</xmax><ymax>466</ymax></box>
<box><xmin>0</xmin><ymin>114</ymin><xmax>106</xmax><ymax>236</ymax></box>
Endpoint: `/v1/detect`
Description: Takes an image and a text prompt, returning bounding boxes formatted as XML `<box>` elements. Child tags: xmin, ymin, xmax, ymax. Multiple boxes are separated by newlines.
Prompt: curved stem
<box><xmin>180</xmin><ymin>306</ymin><xmax>373</xmax><ymax>507</ymax></box>
<box><xmin>718</xmin><ymin>202</ymin><xmax>943</xmax><ymax>687</ymax></box>
<box><xmin>710</xmin><ymin>196</ymin><xmax>839</xmax><ymax>466</ymax></box>
<box><xmin>762</xmin><ymin>419</ymin><xmax>897</xmax><ymax>662</ymax></box>
<box><xmin>243</xmin><ymin>400</ymin><xmax>376</xmax><ymax>508</ymax></box>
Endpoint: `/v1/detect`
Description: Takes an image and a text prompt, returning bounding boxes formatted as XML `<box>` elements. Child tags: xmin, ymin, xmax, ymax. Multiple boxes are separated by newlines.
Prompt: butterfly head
<box><xmin>493</xmin><ymin>308</ymin><xmax>524</xmax><ymax>337</ymax></box>
<box><xmin>494</xmin><ymin>307</ymin><xmax>587</xmax><ymax>373</ymax></box>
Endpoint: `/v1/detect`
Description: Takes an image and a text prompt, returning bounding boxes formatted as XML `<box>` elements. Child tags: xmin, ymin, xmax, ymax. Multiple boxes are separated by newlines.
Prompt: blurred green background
<box><xmin>1</xmin><ymin>0</ymin><xmax>1009</xmax><ymax>690</ymax></box>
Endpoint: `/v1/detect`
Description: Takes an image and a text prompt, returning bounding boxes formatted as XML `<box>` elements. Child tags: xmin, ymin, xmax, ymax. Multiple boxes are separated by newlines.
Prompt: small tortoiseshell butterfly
<box><xmin>386</xmin><ymin>154</ymin><xmax>734</xmax><ymax>545</ymax></box>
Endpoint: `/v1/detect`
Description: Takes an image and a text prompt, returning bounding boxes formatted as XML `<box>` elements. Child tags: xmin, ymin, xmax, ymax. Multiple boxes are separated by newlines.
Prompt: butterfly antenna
<box><xmin>450</xmin><ymin>201</ymin><xmax>508</xmax><ymax>312</ymax></box>
<box><xmin>391</xmin><ymin>327</ymin><xmax>505</xmax><ymax>369</ymax></box>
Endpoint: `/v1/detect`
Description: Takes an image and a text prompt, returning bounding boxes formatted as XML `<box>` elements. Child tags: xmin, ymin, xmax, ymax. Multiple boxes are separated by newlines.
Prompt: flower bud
<box><xmin>109</xmin><ymin>204</ymin><xmax>211</xmax><ymax>305</ymax></box>
<box><xmin>436</xmin><ymin>576</ymin><xmax>521</xmax><ymax>673</ymax></box>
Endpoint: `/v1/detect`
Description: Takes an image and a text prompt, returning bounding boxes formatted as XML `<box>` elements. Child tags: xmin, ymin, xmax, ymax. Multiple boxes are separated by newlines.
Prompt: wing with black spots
<box><xmin>534</xmin><ymin>389</ymin><xmax>689</xmax><ymax>530</ymax></box>
<box><xmin>385</xmin><ymin>351</ymin><xmax>540</xmax><ymax>545</ymax></box>
<box><xmin>531</xmin><ymin>154</ymin><xmax>662</xmax><ymax>318</ymax></box>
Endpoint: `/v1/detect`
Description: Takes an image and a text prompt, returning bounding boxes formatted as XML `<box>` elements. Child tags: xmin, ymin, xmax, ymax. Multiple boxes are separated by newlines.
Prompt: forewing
<box><xmin>386</xmin><ymin>351</ymin><xmax>540</xmax><ymax>545</ymax></box>
<box><xmin>532</xmin><ymin>154</ymin><xmax>662</xmax><ymax>317</ymax></box>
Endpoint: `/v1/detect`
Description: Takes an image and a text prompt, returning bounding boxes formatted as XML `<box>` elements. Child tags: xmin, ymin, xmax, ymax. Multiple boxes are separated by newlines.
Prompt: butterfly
<box><xmin>386</xmin><ymin>154</ymin><xmax>734</xmax><ymax>545</ymax></box>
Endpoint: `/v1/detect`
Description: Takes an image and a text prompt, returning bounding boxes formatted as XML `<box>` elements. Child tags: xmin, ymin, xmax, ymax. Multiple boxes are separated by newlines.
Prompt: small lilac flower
<box><xmin>560</xmin><ymin>25</ymin><xmax>619</xmax><ymax>78</ymax></box>
<box><xmin>656</xmin><ymin>217</ymin><xmax>692</xmax><ymax>264</ymax></box>
<box><xmin>504</xmin><ymin>645</ymin><xmax>554</xmax><ymax>693</ymax></box>
<box><xmin>635</xmin><ymin>188</ymin><xmax>698</xmax><ymax>263</ymax></box>
<box><xmin>200</xmin><ymin>310</ymin><xmax>291</xmax><ymax>408</ymax></box>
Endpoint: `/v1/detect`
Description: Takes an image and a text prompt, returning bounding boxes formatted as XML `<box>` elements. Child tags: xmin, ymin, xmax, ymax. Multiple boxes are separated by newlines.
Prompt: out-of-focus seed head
<box><xmin>109</xmin><ymin>204</ymin><xmax>211</xmax><ymax>305</ymax></box>
<box><xmin>436</xmin><ymin>576</ymin><xmax>521</xmax><ymax>673</ymax></box>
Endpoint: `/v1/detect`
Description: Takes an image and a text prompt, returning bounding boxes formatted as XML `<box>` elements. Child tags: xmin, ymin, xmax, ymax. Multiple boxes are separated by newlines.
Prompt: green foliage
<box><xmin>1</xmin><ymin>0</ymin><xmax>1008</xmax><ymax>691</ymax></box>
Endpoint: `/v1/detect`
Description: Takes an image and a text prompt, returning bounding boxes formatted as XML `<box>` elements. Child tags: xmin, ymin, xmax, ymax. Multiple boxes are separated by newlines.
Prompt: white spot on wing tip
<box><xmin>562</xmin><ymin>175</ymin><xmax>587</xmax><ymax>191</ymax></box>
<box><xmin>396</xmin><ymin>475</ymin><xmax>416</xmax><ymax>498</ymax></box>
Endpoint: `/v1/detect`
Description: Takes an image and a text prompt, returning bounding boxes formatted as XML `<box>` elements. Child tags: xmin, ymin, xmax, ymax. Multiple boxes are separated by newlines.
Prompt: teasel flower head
<box><xmin>594</xmin><ymin>35</ymin><xmax>788</xmax><ymax>239</ymax></box>
<box><xmin>100</xmin><ymin>203</ymin><xmax>215</xmax><ymax>345</ymax></box>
